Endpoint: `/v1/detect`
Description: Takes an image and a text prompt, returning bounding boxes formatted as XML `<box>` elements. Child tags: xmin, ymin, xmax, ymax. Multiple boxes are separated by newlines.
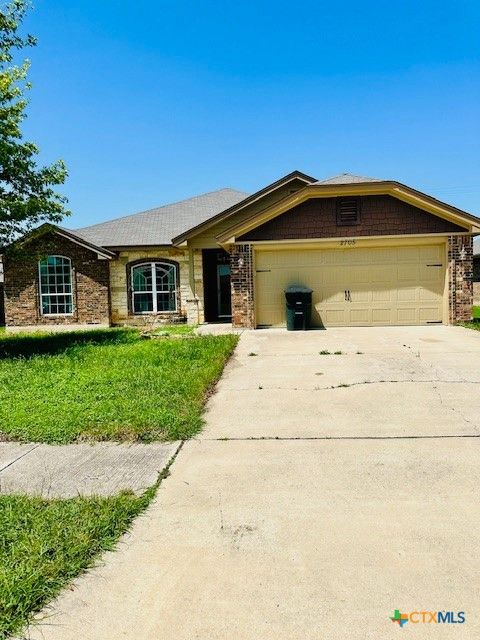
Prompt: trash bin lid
<box><xmin>284</xmin><ymin>285</ymin><xmax>313</xmax><ymax>293</ymax></box>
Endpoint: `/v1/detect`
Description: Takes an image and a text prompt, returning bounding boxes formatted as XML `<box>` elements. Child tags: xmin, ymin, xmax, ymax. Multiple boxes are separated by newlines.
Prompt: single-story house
<box><xmin>2</xmin><ymin>171</ymin><xmax>479</xmax><ymax>329</ymax></box>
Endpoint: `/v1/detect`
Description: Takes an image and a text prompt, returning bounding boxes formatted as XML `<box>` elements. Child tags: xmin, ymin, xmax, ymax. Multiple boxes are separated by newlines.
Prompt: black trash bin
<box><xmin>285</xmin><ymin>286</ymin><xmax>313</xmax><ymax>330</ymax></box>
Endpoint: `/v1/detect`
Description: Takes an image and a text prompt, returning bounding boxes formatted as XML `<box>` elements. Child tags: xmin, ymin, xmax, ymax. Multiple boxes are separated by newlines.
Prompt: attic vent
<box><xmin>336</xmin><ymin>198</ymin><xmax>360</xmax><ymax>226</ymax></box>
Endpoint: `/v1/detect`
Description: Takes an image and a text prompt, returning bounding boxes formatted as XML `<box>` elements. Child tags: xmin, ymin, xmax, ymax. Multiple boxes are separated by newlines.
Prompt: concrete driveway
<box><xmin>26</xmin><ymin>326</ymin><xmax>480</xmax><ymax>639</ymax></box>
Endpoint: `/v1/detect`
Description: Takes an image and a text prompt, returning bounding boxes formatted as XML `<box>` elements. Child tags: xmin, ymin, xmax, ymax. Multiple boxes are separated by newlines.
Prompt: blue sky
<box><xmin>20</xmin><ymin>0</ymin><xmax>480</xmax><ymax>228</ymax></box>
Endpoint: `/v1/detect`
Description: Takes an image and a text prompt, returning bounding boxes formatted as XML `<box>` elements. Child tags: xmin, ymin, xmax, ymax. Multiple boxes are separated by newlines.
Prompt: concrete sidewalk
<box><xmin>0</xmin><ymin>441</ymin><xmax>180</xmax><ymax>497</ymax></box>
<box><xmin>20</xmin><ymin>326</ymin><xmax>480</xmax><ymax>639</ymax></box>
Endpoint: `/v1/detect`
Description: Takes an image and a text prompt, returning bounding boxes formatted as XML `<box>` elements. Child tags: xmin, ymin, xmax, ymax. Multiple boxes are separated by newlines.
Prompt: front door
<box><xmin>202</xmin><ymin>249</ymin><xmax>232</xmax><ymax>322</ymax></box>
<box><xmin>217</xmin><ymin>264</ymin><xmax>231</xmax><ymax>318</ymax></box>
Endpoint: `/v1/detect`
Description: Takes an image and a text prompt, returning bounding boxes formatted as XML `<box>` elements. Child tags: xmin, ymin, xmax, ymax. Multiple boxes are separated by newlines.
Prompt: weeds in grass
<box><xmin>0</xmin><ymin>328</ymin><xmax>137</xmax><ymax>360</ymax></box>
<box><xmin>461</xmin><ymin>321</ymin><xmax>480</xmax><ymax>331</ymax></box>
<box><xmin>0</xmin><ymin>489</ymin><xmax>154</xmax><ymax>639</ymax></box>
<box><xmin>0</xmin><ymin>331</ymin><xmax>238</xmax><ymax>443</ymax></box>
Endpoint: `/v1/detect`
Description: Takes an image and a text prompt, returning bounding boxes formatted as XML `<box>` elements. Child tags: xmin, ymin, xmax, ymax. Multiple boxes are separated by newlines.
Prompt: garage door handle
<box><xmin>345</xmin><ymin>290</ymin><xmax>352</xmax><ymax>301</ymax></box>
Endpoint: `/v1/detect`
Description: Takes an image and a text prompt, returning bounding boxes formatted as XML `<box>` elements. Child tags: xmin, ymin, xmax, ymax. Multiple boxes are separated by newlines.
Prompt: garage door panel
<box><xmin>349</xmin><ymin>308</ymin><xmax>371</xmax><ymax>324</ymax></box>
<box><xmin>372</xmin><ymin>308</ymin><xmax>392</xmax><ymax>324</ymax></box>
<box><xmin>350</xmin><ymin>289</ymin><xmax>371</xmax><ymax>303</ymax></box>
<box><xmin>320</xmin><ymin>308</ymin><xmax>346</xmax><ymax>326</ymax></box>
<box><xmin>255</xmin><ymin>244</ymin><xmax>445</xmax><ymax>327</ymax></box>
<box><xmin>396</xmin><ymin>307</ymin><xmax>418</xmax><ymax>323</ymax></box>
<box><xmin>397</xmin><ymin>264</ymin><xmax>420</xmax><ymax>281</ymax></box>
<box><xmin>419</xmin><ymin>264</ymin><xmax>443</xmax><ymax>282</ymax></box>
<box><xmin>318</xmin><ymin>287</ymin><xmax>345</xmax><ymax>304</ymax></box>
<box><xmin>419</xmin><ymin>307</ymin><xmax>442</xmax><ymax>323</ymax></box>
<box><xmin>372</xmin><ymin>288</ymin><xmax>393</xmax><ymax>302</ymax></box>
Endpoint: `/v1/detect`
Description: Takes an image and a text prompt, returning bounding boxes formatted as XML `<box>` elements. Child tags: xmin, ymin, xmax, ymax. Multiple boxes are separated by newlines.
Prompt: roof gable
<box><xmin>217</xmin><ymin>179</ymin><xmax>480</xmax><ymax>244</ymax></box>
<box><xmin>6</xmin><ymin>223</ymin><xmax>115</xmax><ymax>259</ymax></box>
<box><xmin>171</xmin><ymin>170</ymin><xmax>317</xmax><ymax>245</ymax></box>
<box><xmin>238</xmin><ymin>194</ymin><xmax>467</xmax><ymax>242</ymax></box>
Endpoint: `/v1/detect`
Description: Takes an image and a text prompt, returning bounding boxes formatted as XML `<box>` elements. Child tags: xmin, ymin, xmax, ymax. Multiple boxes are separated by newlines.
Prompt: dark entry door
<box><xmin>217</xmin><ymin>264</ymin><xmax>231</xmax><ymax>318</ymax></box>
<box><xmin>202</xmin><ymin>249</ymin><xmax>232</xmax><ymax>322</ymax></box>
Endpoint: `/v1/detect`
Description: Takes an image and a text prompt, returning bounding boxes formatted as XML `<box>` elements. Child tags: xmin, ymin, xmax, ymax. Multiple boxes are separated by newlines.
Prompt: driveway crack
<box><xmin>228</xmin><ymin>379</ymin><xmax>480</xmax><ymax>392</ymax></box>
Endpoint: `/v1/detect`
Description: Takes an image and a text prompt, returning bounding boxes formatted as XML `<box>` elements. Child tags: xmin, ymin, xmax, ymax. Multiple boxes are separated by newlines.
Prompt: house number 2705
<box><xmin>340</xmin><ymin>239</ymin><xmax>356</xmax><ymax>246</ymax></box>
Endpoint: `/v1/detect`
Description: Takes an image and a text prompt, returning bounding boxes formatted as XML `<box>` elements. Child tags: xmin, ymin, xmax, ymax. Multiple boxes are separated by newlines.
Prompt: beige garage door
<box><xmin>255</xmin><ymin>244</ymin><xmax>446</xmax><ymax>327</ymax></box>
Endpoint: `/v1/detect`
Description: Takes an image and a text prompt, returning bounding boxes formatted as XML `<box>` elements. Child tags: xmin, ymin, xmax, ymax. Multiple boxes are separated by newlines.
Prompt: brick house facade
<box><xmin>2</xmin><ymin>173</ymin><xmax>479</xmax><ymax>329</ymax></box>
<box><xmin>3</xmin><ymin>232</ymin><xmax>110</xmax><ymax>326</ymax></box>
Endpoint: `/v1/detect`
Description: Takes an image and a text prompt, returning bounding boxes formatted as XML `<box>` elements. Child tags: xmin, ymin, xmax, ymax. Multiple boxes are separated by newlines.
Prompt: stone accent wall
<box><xmin>448</xmin><ymin>235</ymin><xmax>473</xmax><ymax>323</ymax></box>
<box><xmin>109</xmin><ymin>247</ymin><xmax>204</xmax><ymax>326</ymax></box>
<box><xmin>239</xmin><ymin>195</ymin><xmax>465</xmax><ymax>241</ymax></box>
<box><xmin>474</xmin><ymin>282</ymin><xmax>480</xmax><ymax>306</ymax></box>
<box><xmin>230</xmin><ymin>244</ymin><xmax>254</xmax><ymax>328</ymax></box>
<box><xmin>3</xmin><ymin>232</ymin><xmax>110</xmax><ymax>326</ymax></box>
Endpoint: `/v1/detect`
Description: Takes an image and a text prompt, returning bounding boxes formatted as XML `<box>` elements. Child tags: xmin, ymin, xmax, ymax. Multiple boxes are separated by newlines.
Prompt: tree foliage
<box><xmin>0</xmin><ymin>0</ymin><xmax>69</xmax><ymax>247</ymax></box>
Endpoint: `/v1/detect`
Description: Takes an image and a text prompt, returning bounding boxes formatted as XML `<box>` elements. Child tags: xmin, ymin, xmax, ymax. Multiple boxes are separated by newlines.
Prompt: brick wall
<box><xmin>239</xmin><ymin>195</ymin><xmax>465</xmax><ymax>241</ymax></box>
<box><xmin>448</xmin><ymin>235</ymin><xmax>473</xmax><ymax>323</ymax></box>
<box><xmin>230</xmin><ymin>244</ymin><xmax>254</xmax><ymax>328</ymax></box>
<box><xmin>4</xmin><ymin>232</ymin><xmax>110</xmax><ymax>326</ymax></box>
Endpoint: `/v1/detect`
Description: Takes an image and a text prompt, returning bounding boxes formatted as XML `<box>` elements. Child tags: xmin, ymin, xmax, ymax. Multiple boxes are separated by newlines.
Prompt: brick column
<box><xmin>230</xmin><ymin>244</ymin><xmax>254</xmax><ymax>328</ymax></box>
<box><xmin>448</xmin><ymin>235</ymin><xmax>473</xmax><ymax>323</ymax></box>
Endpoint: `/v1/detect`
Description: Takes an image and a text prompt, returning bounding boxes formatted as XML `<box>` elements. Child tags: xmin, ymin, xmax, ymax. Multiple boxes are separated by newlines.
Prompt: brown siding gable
<box><xmin>238</xmin><ymin>195</ymin><xmax>466</xmax><ymax>242</ymax></box>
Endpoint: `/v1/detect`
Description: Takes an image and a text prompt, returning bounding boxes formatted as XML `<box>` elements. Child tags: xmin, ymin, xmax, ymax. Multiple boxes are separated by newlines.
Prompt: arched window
<box><xmin>131</xmin><ymin>262</ymin><xmax>177</xmax><ymax>313</ymax></box>
<box><xmin>38</xmin><ymin>255</ymin><xmax>73</xmax><ymax>315</ymax></box>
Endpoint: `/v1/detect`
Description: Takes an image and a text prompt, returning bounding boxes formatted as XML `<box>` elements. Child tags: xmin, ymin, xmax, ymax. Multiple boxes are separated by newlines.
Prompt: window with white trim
<box><xmin>39</xmin><ymin>255</ymin><xmax>74</xmax><ymax>315</ymax></box>
<box><xmin>131</xmin><ymin>262</ymin><xmax>177</xmax><ymax>313</ymax></box>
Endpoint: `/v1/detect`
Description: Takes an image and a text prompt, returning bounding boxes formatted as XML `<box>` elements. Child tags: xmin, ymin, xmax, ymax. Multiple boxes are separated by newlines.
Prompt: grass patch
<box><xmin>0</xmin><ymin>489</ymin><xmax>154</xmax><ymax>639</ymax></box>
<box><xmin>147</xmin><ymin>324</ymin><xmax>196</xmax><ymax>336</ymax></box>
<box><xmin>461</xmin><ymin>321</ymin><xmax>480</xmax><ymax>331</ymax></box>
<box><xmin>0</xmin><ymin>331</ymin><xmax>238</xmax><ymax>443</ymax></box>
<box><xmin>0</xmin><ymin>327</ymin><xmax>137</xmax><ymax>360</ymax></box>
<box><xmin>459</xmin><ymin>306</ymin><xmax>480</xmax><ymax>331</ymax></box>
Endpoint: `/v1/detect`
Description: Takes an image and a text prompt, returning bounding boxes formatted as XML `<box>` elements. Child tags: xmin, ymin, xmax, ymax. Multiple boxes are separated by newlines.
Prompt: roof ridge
<box><xmin>75</xmin><ymin>187</ymin><xmax>247</xmax><ymax>232</ymax></box>
<box><xmin>315</xmin><ymin>172</ymin><xmax>383</xmax><ymax>184</ymax></box>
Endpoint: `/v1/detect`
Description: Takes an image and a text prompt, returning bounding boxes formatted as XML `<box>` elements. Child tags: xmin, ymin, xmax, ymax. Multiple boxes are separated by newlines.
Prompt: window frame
<box><xmin>130</xmin><ymin>261</ymin><xmax>178</xmax><ymax>315</ymax></box>
<box><xmin>38</xmin><ymin>255</ymin><xmax>74</xmax><ymax>316</ymax></box>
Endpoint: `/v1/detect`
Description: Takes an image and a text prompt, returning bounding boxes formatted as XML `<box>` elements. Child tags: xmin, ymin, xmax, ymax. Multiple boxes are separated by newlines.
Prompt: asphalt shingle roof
<box><xmin>315</xmin><ymin>173</ymin><xmax>383</xmax><ymax>185</ymax></box>
<box><xmin>74</xmin><ymin>188</ymin><xmax>249</xmax><ymax>247</ymax></box>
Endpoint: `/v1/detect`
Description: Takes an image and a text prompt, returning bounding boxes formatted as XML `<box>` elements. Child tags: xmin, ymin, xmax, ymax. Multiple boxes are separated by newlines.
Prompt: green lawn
<box><xmin>460</xmin><ymin>306</ymin><xmax>480</xmax><ymax>331</ymax></box>
<box><xmin>148</xmin><ymin>323</ymin><xmax>197</xmax><ymax>336</ymax></box>
<box><xmin>0</xmin><ymin>489</ymin><xmax>154</xmax><ymax>639</ymax></box>
<box><xmin>0</xmin><ymin>328</ymin><xmax>238</xmax><ymax>443</ymax></box>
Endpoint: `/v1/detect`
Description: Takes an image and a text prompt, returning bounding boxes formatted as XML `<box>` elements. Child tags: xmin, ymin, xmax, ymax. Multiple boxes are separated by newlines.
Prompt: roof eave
<box><xmin>216</xmin><ymin>181</ymin><xmax>480</xmax><ymax>243</ymax></box>
<box><xmin>6</xmin><ymin>223</ymin><xmax>116</xmax><ymax>259</ymax></box>
<box><xmin>171</xmin><ymin>170</ymin><xmax>317</xmax><ymax>246</ymax></box>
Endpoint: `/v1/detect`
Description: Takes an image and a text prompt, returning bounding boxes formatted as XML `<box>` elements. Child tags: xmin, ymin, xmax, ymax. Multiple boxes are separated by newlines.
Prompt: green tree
<box><xmin>0</xmin><ymin>0</ymin><xmax>69</xmax><ymax>247</ymax></box>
